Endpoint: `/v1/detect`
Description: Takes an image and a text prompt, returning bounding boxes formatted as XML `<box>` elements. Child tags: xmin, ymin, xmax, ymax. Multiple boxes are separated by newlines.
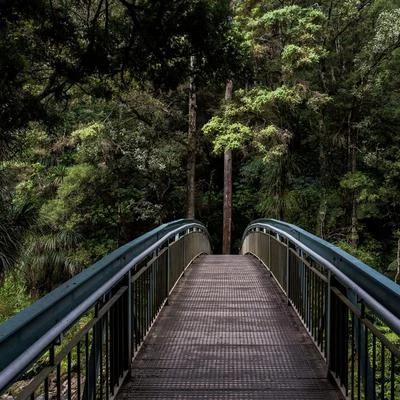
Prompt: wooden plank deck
<box><xmin>118</xmin><ymin>255</ymin><xmax>344</xmax><ymax>399</ymax></box>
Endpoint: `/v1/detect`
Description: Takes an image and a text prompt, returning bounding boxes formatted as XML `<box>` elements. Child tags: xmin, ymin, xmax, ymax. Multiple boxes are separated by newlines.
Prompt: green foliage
<box><xmin>0</xmin><ymin>199</ymin><xmax>36</xmax><ymax>278</ymax></box>
<box><xmin>203</xmin><ymin>117</ymin><xmax>252</xmax><ymax>153</ymax></box>
<box><xmin>3</xmin><ymin>83</ymin><xmax>194</xmax><ymax>294</ymax></box>
<box><xmin>1</xmin><ymin>0</ymin><xmax>400</xmax><ymax>320</ymax></box>
<box><xmin>239</xmin><ymin>3</ymin><xmax>326</xmax><ymax>82</ymax></box>
<box><xmin>203</xmin><ymin>0</ymin><xmax>400</xmax><ymax>267</ymax></box>
<box><xmin>0</xmin><ymin>274</ymin><xmax>32</xmax><ymax>323</ymax></box>
<box><xmin>282</xmin><ymin>44</ymin><xmax>324</xmax><ymax>72</ymax></box>
<box><xmin>337</xmin><ymin>239</ymin><xmax>383</xmax><ymax>270</ymax></box>
<box><xmin>0</xmin><ymin>2</ymin><xmax>398</xmax><ymax>396</ymax></box>
<box><xmin>21</xmin><ymin>229</ymin><xmax>81</xmax><ymax>295</ymax></box>
<box><xmin>340</xmin><ymin>171</ymin><xmax>374</xmax><ymax>191</ymax></box>
<box><xmin>356</xmin><ymin>9</ymin><xmax>400</xmax><ymax>79</ymax></box>
<box><xmin>239</xmin><ymin>86</ymin><xmax>305</xmax><ymax>114</ymax></box>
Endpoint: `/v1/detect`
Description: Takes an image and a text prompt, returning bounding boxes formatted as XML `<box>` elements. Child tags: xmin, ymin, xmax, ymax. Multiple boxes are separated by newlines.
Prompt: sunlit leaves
<box><xmin>356</xmin><ymin>9</ymin><xmax>400</xmax><ymax>79</ymax></box>
<box><xmin>242</xmin><ymin>4</ymin><xmax>326</xmax><ymax>79</ymax></box>
<box><xmin>306</xmin><ymin>92</ymin><xmax>332</xmax><ymax>112</ymax></box>
<box><xmin>372</xmin><ymin>10</ymin><xmax>400</xmax><ymax>54</ymax></box>
<box><xmin>0</xmin><ymin>275</ymin><xmax>32</xmax><ymax>323</ymax></box>
<box><xmin>203</xmin><ymin>116</ymin><xmax>252</xmax><ymax>153</ymax></box>
<box><xmin>258</xmin><ymin>5</ymin><xmax>326</xmax><ymax>41</ymax></box>
<box><xmin>282</xmin><ymin>44</ymin><xmax>325</xmax><ymax>72</ymax></box>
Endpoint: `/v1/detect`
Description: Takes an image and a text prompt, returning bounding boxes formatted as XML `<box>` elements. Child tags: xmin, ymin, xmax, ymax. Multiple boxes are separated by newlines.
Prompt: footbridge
<box><xmin>0</xmin><ymin>219</ymin><xmax>399</xmax><ymax>399</ymax></box>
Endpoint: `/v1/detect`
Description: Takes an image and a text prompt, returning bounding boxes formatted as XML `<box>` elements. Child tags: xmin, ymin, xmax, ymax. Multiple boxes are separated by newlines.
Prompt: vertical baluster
<box><xmin>146</xmin><ymin>268</ymin><xmax>150</xmax><ymax>333</ymax></box>
<box><xmin>106</xmin><ymin>312</ymin><xmax>110</xmax><ymax>400</ymax></box>
<box><xmin>351</xmin><ymin>313</ymin><xmax>355</xmax><ymax>400</ymax></box>
<box><xmin>128</xmin><ymin>270</ymin><xmax>132</xmax><ymax>368</ymax></box>
<box><xmin>85</xmin><ymin>332</ymin><xmax>90</xmax><ymax>397</ymax></box>
<box><xmin>77</xmin><ymin>342</ymin><xmax>81</xmax><ymax>400</ymax></box>
<box><xmin>56</xmin><ymin>363</ymin><xmax>61</xmax><ymax>400</ymax></box>
<box><xmin>117</xmin><ymin>294</ymin><xmax>122</xmax><ymax>379</ymax></box>
<box><xmin>357</xmin><ymin>316</ymin><xmax>361</xmax><ymax>400</ymax></box>
<box><xmin>372</xmin><ymin>335</ymin><xmax>376</xmax><ymax>400</ymax></box>
<box><xmin>93</xmin><ymin>324</ymin><xmax>97</xmax><ymax>399</ymax></box>
<box><xmin>390</xmin><ymin>353</ymin><xmax>395</xmax><ymax>400</ymax></box>
<box><xmin>67</xmin><ymin>352</ymin><xmax>72</xmax><ymax>400</ymax></box>
<box><xmin>141</xmin><ymin>274</ymin><xmax>144</xmax><ymax>342</ymax></box>
<box><xmin>332</xmin><ymin>293</ymin><xmax>337</xmax><ymax>377</ymax></box>
<box><xmin>305</xmin><ymin>266</ymin><xmax>309</xmax><ymax>328</ymax></box>
<box><xmin>45</xmin><ymin>377</ymin><xmax>49</xmax><ymax>400</ymax></box>
<box><xmin>100</xmin><ymin>316</ymin><xmax>104</xmax><ymax>400</ymax></box>
<box><xmin>319</xmin><ymin>276</ymin><xmax>323</xmax><ymax>348</ymax></box>
<box><xmin>133</xmin><ymin>279</ymin><xmax>138</xmax><ymax>350</ymax></box>
<box><xmin>151</xmin><ymin>262</ymin><xmax>155</xmax><ymax>320</ymax></box>
<box><xmin>364</xmin><ymin>328</ymin><xmax>369</xmax><ymax>399</ymax></box>
<box><xmin>381</xmin><ymin>344</ymin><xmax>385</xmax><ymax>400</ymax></box>
<box><xmin>110</xmin><ymin>305</ymin><xmax>115</xmax><ymax>396</ymax></box>
<box><xmin>312</xmin><ymin>272</ymin><xmax>316</xmax><ymax>339</ymax></box>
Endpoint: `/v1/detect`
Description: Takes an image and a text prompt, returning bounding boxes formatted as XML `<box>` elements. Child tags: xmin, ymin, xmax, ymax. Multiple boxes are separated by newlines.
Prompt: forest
<box><xmin>0</xmin><ymin>0</ymin><xmax>400</xmax><ymax>321</ymax></box>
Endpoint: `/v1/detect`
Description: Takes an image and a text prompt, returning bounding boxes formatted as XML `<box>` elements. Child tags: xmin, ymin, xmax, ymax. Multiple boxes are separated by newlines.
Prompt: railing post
<box><xmin>326</xmin><ymin>270</ymin><xmax>331</xmax><ymax>373</ymax></box>
<box><xmin>166</xmin><ymin>241</ymin><xmax>171</xmax><ymax>304</ymax></box>
<box><xmin>328</xmin><ymin>280</ymin><xmax>350</xmax><ymax>391</ymax></box>
<box><xmin>286</xmin><ymin>240</ymin><xmax>290</xmax><ymax>304</ymax></box>
<box><xmin>268</xmin><ymin>232</ymin><xmax>271</xmax><ymax>275</ymax></box>
<box><xmin>128</xmin><ymin>270</ymin><xmax>132</xmax><ymax>362</ymax></box>
<box><xmin>182</xmin><ymin>234</ymin><xmax>186</xmax><ymax>275</ymax></box>
<box><xmin>356</xmin><ymin>300</ymin><xmax>374</xmax><ymax>400</ymax></box>
<box><xmin>149</xmin><ymin>260</ymin><xmax>154</xmax><ymax>324</ymax></box>
<box><xmin>83</xmin><ymin>303</ymin><xmax>103</xmax><ymax>400</ymax></box>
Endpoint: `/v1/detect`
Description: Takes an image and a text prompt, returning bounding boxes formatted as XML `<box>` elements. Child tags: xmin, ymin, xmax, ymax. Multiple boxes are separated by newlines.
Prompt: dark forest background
<box><xmin>1</xmin><ymin>0</ymin><xmax>400</xmax><ymax>319</ymax></box>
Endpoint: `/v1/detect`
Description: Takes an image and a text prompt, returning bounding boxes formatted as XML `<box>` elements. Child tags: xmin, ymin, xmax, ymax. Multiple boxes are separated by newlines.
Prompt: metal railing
<box><xmin>241</xmin><ymin>219</ymin><xmax>400</xmax><ymax>400</ymax></box>
<box><xmin>0</xmin><ymin>219</ymin><xmax>211</xmax><ymax>399</ymax></box>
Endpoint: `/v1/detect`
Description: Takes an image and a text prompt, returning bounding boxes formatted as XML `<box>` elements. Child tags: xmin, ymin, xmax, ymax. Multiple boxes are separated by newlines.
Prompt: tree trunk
<box><xmin>350</xmin><ymin>130</ymin><xmax>358</xmax><ymax>247</ymax></box>
<box><xmin>222</xmin><ymin>79</ymin><xmax>233</xmax><ymax>254</ymax></box>
<box><xmin>186</xmin><ymin>55</ymin><xmax>196</xmax><ymax>218</ymax></box>
<box><xmin>318</xmin><ymin>117</ymin><xmax>327</xmax><ymax>238</ymax></box>
<box><xmin>347</xmin><ymin>109</ymin><xmax>358</xmax><ymax>248</ymax></box>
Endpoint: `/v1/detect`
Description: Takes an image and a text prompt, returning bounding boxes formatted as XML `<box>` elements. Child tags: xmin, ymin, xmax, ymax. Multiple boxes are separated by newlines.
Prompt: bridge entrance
<box><xmin>118</xmin><ymin>255</ymin><xmax>343</xmax><ymax>399</ymax></box>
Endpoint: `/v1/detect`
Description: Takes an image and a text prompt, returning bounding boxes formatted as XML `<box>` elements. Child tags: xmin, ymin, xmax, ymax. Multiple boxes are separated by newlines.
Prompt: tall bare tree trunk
<box><xmin>346</xmin><ymin>109</ymin><xmax>358</xmax><ymax>248</ymax></box>
<box><xmin>318</xmin><ymin>117</ymin><xmax>327</xmax><ymax>238</ymax></box>
<box><xmin>186</xmin><ymin>55</ymin><xmax>196</xmax><ymax>218</ymax></box>
<box><xmin>350</xmin><ymin>130</ymin><xmax>359</xmax><ymax>247</ymax></box>
<box><xmin>223</xmin><ymin>79</ymin><xmax>233</xmax><ymax>254</ymax></box>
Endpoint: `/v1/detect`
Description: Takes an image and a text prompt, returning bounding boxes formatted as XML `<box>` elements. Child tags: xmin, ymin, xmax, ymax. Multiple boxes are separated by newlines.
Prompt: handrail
<box><xmin>0</xmin><ymin>219</ymin><xmax>209</xmax><ymax>392</ymax></box>
<box><xmin>242</xmin><ymin>218</ymin><xmax>400</xmax><ymax>330</ymax></box>
<box><xmin>241</xmin><ymin>219</ymin><xmax>400</xmax><ymax>397</ymax></box>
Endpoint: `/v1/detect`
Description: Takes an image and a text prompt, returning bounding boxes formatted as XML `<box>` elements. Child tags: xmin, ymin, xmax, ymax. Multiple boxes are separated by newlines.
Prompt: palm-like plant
<box><xmin>21</xmin><ymin>228</ymin><xmax>81</xmax><ymax>295</ymax></box>
<box><xmin>0</xmin><ymin>199</ymin><xmax>36</xmax><ymax>280</ymax></box>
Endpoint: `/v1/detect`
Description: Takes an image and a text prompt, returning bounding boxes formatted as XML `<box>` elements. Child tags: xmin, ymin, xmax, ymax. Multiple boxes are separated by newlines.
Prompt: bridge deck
<box><xmin>118</xmin><ymin>255</ymin><xmax>343</xmax><ymax>399</ymax></box>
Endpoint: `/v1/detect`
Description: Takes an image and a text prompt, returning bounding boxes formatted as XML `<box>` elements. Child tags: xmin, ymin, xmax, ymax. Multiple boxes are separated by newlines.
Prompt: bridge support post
<box><xmin>268</xmin><ymin>233</ymin><xmax>271</xmax><ymax>275</ymax></box>
<box><xmin>132</xmin><ymin>272</ymin><xmax>137</xmax><ymax>355</ymax></box>
<box><xmin>286</xmin><ymin>241</ymin><xmax>290</xmax><ymax>305</ymax></box>
<box><xmin>128</xmin><ymin>270</ymin><xmax>132</xmax><ymax>364</ymax></box>
<box><xmin>182</xmin><ymin>234</ymin><xmax>186</xmax><ymax>277</ymax></box>
<box><xmin>166</xmin><ymin>242</ymin><xmax>170</xmax><ymax>305</ymax></box>
<box><xmin>326</xmin><ymin>270</ymin><xmax>332</xmax><ymax>376</ymax></box>
<box><xmin>328</xmin><ymin>278</ymin><xmax>350</xmax><ymax>390</ymax></box>
<box><xmin>82</xmin><ymin>303</ymin><xmax>104</xmax><ymax>400</ymax></box>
